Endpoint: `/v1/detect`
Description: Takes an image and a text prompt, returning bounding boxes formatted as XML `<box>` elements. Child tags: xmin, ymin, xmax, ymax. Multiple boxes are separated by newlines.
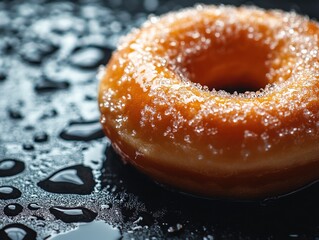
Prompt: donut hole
<box><xmin>202</xmin><ymin>61</ymin><xmax>269</xmax><ymax>94</ymax></box>
<box><xmin>183</xmin><ymin>32</ymin><xmax>271</xmax><ymax>94</ymax></box>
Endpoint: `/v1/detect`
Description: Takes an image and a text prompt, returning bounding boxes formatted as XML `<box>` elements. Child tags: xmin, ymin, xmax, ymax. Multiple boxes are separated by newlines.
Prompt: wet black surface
<box><xmin>1</xmin><ymin>0</ymin><xmax>319</xmax><ymax>239</ymax></box>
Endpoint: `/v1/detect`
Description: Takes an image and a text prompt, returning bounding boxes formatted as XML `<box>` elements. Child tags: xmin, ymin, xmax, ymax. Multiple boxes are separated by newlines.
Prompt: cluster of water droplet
<box><xmin>0</xmin><ymin>0</ymin><xmax>143</xmax><ymax>239</ymax></box>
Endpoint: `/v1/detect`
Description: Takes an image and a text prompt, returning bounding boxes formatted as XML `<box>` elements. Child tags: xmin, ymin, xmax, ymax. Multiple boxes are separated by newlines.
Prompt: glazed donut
<box><xmin>98</xmin><ymin>5</ymin><xmax>319</xmax><ymax>199</ymax></box>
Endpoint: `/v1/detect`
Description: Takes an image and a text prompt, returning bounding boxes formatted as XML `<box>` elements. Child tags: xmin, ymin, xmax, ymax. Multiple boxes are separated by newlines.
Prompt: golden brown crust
<box><xmin>99</xmin><ymin>5</ymin><xmax>319</xmax><ymax>199</ymax></box>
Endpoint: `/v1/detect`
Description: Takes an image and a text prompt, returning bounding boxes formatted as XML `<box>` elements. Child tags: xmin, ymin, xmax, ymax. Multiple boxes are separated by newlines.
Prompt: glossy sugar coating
<box><xmin>99</xmin><ymin>5</ymin><xmax>319</xmax><ymax>198</ymax></box>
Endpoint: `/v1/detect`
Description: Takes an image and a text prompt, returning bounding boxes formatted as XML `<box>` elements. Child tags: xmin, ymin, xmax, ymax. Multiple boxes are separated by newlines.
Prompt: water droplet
<box><xmin>203</xmin><ymin>235</ymin><xmax>214</xmax><ymax>240</ymax></box>
<box><xmin>37</xmin><ymin>165</ymin><xmax>95</xmax><ymax>194</ymax></box>
<box><xmin>40</xmin><ymin>108</ymin><xmax>58</xmax><ymax>120</ymax></box>
<box><xmin>48</xmin><ymin>221</ymin><xmax>121</xmax><ymax>240</ymax></box>
<box><xmin>288</xmin><ymin>234</ymin><xmax>299</xmax><ymax>238</ymax></box>
<box><xmin>167</xmin><ymin>223</ymin><xmax>183</xmax><ymax>235</ymax></box>
<box><xmin>42</xmin><ymin>59</ymin><xmax>94</xmax><ymax>84</ymax></box>
<box><xmin>30</xmin><ymin>215</ymin><xmax>45</xmax><ymax>221</ymax></box>
<box><xmin>0</xmin><ymin>37</ymin><xmax>18</xmax><ymax>54</ymax></box>
<box><xmin>84</xmin><ymin>94</ymin><xmax>96</xmax><ymax>101</ymax></box>
<box><xmin>0</xmin><ymin>223</ymin><xmax>37</xmax><ymax>240</ymax></box>
<box><xmin>8</xmin><ymin>108</ymin><xmax>24</xmax><ymax>120</ymax></box>
<box><xmin>0</xmin><ymin>58</ymin><xmax>8</xmax><ymax>80</ymax></box>
<box><xmin>59</xmin><ymin>120</ymin><xmax>104</xmax><ymax>141</ymax></box>
<box><xmin>34</xmin><ymin>76</ymin><xmax>70</xmax><ymax>93</ymax></box>
<box><xmin>7</xmin><ymin>100</ymin><xmax>24</xmax><ymax>120</ymax></box>
<box><xmin>0</xmin><ymin>186</ymin><xmax>21</xmax><ymax>200</ymax></box>
<box><xmin>24</xmin><ymin>125</ymin><xmax>35</xmax><ymax>131</ymax></box>
<box><xmin>0</xmin><ymin>159</ymin><xmax>25</xmax><ymax>177</ymax></box>
<box><xmin>4</xmin><ymin>203</ymin><xmax>23</xmax><ymax>217</ymax></box>
<box><xmin>143</xmin><ymin>0</ymin><xmax>159</xmax><ymax>11</ymax></box>
<box><xmin>19</xmin><ymin>41</ymin><xmax>57</xmax><ymax>65</ymax></box>
<box><xmin>70</xmin><ymin>47</ymin><xmax>105</xmax><ymax>69</ymax></box>
<box><xmin>0</xmin><ymin>68</ymin><xmax>7</xmax><ymax>81</ymax></box>
<box><xmin>33</xmin><ymin>132</ymin><xmax>49</xmax><ymax>143</ymax></box>
<box><xmin>22</xmin><ymin>143</ymin><xmax>35</xmax><ymax>151</ymax></box>
<box><xmin>100</xmin><ymin>204</ymin><xmax>111</xmax><ymax>210</ymax></box>
<box><xmin>28</xmin><ymin>203</ymin><xmax>41</xmax><ymax>210</ymax></box>
<box><xmin>109</xmin><ymin>21</ymin><xmax>122</xmax><ymax>33</ymax></box>
<box><xmin>51</xmin><ymin>16</ymin><xmax>83</xmax><ymax>35</ymax></box>
<box><xmin>49</xmin><ymin>206</ymin><xmax>97</xmax><ymax>223</ymax></box>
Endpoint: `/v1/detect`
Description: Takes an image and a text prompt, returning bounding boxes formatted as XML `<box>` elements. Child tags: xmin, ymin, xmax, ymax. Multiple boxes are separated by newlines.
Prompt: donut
<box><xmin>98</xmin><ymin>5</ymin><xmax>319</xmax><ymax>199</ymax></box>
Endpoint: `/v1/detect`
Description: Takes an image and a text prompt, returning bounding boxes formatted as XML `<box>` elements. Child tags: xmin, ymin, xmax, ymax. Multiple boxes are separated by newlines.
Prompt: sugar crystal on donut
<box><xmin>99</xmin><ymin>5</ymin><xmax>319</xmax><ymax>199</ymax></box>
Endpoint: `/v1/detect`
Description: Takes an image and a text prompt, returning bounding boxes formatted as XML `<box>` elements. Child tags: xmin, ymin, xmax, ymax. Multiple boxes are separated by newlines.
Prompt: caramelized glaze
<box><xmin>99</xmin><ymin>5</ymin><xmax>319</xmax><ymax>198</ymax></box>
